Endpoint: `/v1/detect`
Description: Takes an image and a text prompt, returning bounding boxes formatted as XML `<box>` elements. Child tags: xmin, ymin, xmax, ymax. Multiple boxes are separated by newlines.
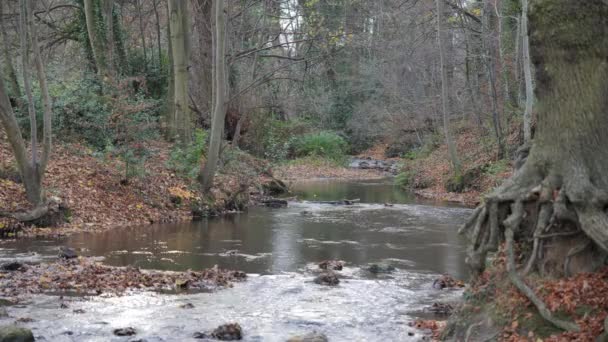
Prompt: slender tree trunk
<box><xmin>135</xmin><ymin>0</ymin><xmax>148</xmax><ymax>72</ymax></box>
<box><xmin>84</xmin><ymin>0</ymin><xmax>108</xmax><ymax>80</ymax></box>
<box><xmin>521</xmin><ymin>0</ymin><xmax>534</xmax><ymax>143</ymax></box>
<box><xmin>28</xmin><ymin>0</ymin><xmax>52</xmax><ymax>173</ymax></box>
<box><xmin>103</xmin><ymin>0</ymin><xmax>115</xmax><ymax>80</ymax></box>
<box><xmin>483</xmin><ymin>0</ymin><xmax>505</xmax><ymax>158</ymax></box>
<box><xmin>165</xmin><ymin>1</ymin><xmax>175</xmax><ymax>140</ymax></box>
<box><xmin>152</xmin><ymin>0</ymin><xmax>162</xmax><ymax>70</ymax></box>
<box><xmin>200</xmin><ymin>0</ymin><xmax>227</xmax><ymax>191</ymax></box>
<box><xmin>168</xmin><ymin>0</ymin><xmax>191</xmax><ymax>144</ymax></box>
<box><xmin>0</xmin><ymin>2</ymin><xmax>23</xmax><ymax>110</ymax></box>
<box><xmin>435</xmin><ymin>0</ymin><xmax>461</xmax><ymax>176</ymax></box>
<box><xmin>20</xmin><ymin>0</ymin><xmax>37</xmax><ymax>169</ymax></box>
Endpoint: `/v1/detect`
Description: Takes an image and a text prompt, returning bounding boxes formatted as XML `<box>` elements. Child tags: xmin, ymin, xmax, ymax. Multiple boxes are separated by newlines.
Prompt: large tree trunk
<box><xmin>200</xmin><ymin>0</ymin><xmax>227</xmax><ymax>192</ymax></box>
<box><xmin>461</xmin><ymin>0</ymin><xmax>608</xmax><ymax>332</ymax></box>
<box><xmin>435</xmin><ymin>0</ymin><xmax>461</xmax><ymax>176</ymax></box>
<box><xmin>168</xmin><ymin>0</ymin><xmax>191</xmax><ymax>144</ymax></box>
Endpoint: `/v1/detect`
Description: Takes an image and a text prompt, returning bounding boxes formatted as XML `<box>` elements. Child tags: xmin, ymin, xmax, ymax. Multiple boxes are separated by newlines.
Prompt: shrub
<box><xmin>51</xmin><ymin>74</ymin><xmax>112</xmax><ymax>149</ymax></box>
<box><xmin>290</xmin><ymin>131</ymin><xmax>349</xmax><ymax>162</ymax></box>
<box><xmin>394</xmin><ymin>171</ymin><xmax>413</xmax><ymax>188</ymax></box>
<box><xmin>167</xmin><ymin>129</ymin><xmax>208</xmax><ymax>179</ymax></box>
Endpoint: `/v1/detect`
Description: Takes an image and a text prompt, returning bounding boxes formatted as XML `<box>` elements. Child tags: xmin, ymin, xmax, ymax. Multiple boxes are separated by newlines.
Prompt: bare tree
<box><xmin>436</xmin><ymin>0</ymin><xmax>461</xmax><ymax>176</ymax></box>
<box><xmin>0</xmin><ymin>0</ymin><xmax>53</xmax><ymax>218</ymax></box>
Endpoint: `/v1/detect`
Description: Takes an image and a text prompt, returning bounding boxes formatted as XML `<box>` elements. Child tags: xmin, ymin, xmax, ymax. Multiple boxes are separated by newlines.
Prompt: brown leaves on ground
<box><xmin>410</xmin><ymin>319</ymin><xmax>446</xmax><ymax>340</ymax></box>
<box><xmin>0</xmin><ymin>257</ymin><xmax>246</xmax><ymax>297</ymax></box>
<box><xmin>469</xmin><ymin>246</ymin><xmax>608</xmax><ymax>341</ymax></box>
<box><xmin>403</xmin><ymin>127</ymin><xmax>513</xmax><ymax>207</ymax></box>
<box><xmin>275</xmin><ymin>157</ymin><xmax>386</xmax><ymax>181</ymax></box>
<box><xmin>0</xmin><ymin>134</ymin><xmax>193</xmax><ymax>237</ymax></box>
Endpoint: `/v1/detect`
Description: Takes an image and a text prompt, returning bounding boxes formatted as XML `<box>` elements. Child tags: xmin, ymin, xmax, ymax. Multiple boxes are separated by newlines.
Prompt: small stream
<box><xmin>0</xmin><ymin>178</ymin><xmax>472</xmax><ymax>341</ymax></box>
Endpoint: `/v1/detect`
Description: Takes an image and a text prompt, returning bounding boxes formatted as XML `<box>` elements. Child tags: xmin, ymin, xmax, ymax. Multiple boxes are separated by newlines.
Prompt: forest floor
<box><xmin>0</xmin><ymin>134</ymin><xmax>267</xmax><ymax>238</ymax></box>
<box><xmin>398</xmin><ymin>128</ymin><xmax>515</xmax><ymax>207</ymax></box>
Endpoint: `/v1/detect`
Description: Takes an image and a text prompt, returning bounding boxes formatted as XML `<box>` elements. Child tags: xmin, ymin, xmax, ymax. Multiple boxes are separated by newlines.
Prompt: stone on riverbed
<box><xmin>426</xmin><ymin>302</ymin><xmax>454</xmax><ymax>315</ymax></box>
<box><xmin>313</xmin><ymin>272</ymin><xmax>340</xmax><ymax>286</ymax></box>
<box><xmin>113</xmin><ymin>327</ymin><xmax>137</xmax><ymax>336</ymax></box>
<box><xmin>366</xmin><ymin>263</ymin><xmax>396</xmax><ymax>274</ymax></box>
<box><xmin>432</xmin><ymin>274</ymin><xmax>464</xmax><ymax>290</ymax></box>
<box><xmin>0</xmin><ymin>326</ymin><xmax>34</xmax><ymax>342</ymax></box>
<box><xmin>59</xmin><ymin>247</ymin><xmax>78</xmax><ymax>259</ymax></box>
<box><xmin>318</xmin><ymin>260</ymin><xmax>344</xmax><ymax>271</ymax></box>
<box><xmin>286</xmin><ymin>331</ymin><xmax>328</xmax><ymax>342</ymax></box>
<box><xmin>194</xmin><ymin>323</ymin><xmax>243</xmax><ymax>340</ymax></box>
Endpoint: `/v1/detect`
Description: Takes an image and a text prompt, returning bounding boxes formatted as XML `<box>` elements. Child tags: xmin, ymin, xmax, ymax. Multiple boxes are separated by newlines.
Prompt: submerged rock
<box><xmin>432</xmin><ymin>275</ymin><xmax>464</xmax><ymax>290</ymax></box>
<box><xmin>318</xmin><ymin>260</ymin><xmax>344</xmax><ymax>271</ymax></box>
<box><xmin>286</xmin><ymin>332</ymin><xmax>328</xmax><ymax>342</ymax></box>
<box><xmin>113</xmin><ymin>327</ymin><xmax>137</xmax><ymax>336</ymax></box>
<box><xmin>59</xmin><ymin>247</ymin><xmax>78</xmax><ymax>259</ymax></box>
<box><xmin>426</xmin><ymin>302</ymin><xmax>454</xmax><ymax>315</ymax></box>
<box><xmin>366</xmin><ymin>264</ymin><xmax>396</xmax><ymax>274</ymax></box>
<box><xmin>194</xmin><ymin>323</ymin><xmax>243</xmax><ymax>340</ymax></box>
<box><xmin>313</xmin><ymin>272</ymin><xmax>340</xmax><ymax>286</ymax></box>
<box><xmin>0</xmin><ymin>326</ymin><xmax>34</xmax><ymax>342</ymax></box>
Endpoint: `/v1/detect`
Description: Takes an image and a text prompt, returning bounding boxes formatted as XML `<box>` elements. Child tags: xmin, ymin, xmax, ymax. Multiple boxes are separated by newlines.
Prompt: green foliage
<box><xmin>51</xmin><ymin>74</ymin><xmax>112</xmax><ymax>149</ymax></box>
<box><xmin>394</xmin><ymin>171</ymin><xmax>413</xmax><ymax>188</ymax></box>
<box><xmin>290</xmin><ymin>131</ymin><xmax>348</xmax><ymax>162</ymax></box>
<box><xmin>483</xmin><ymin>159</ymin><xmax>510</xmax><ymax>176</ymax></box>
<box><xmin>242</xmin><ymin>113</ymin><xmax>313</xmax><ymax>161</ymax></box>
<box><xmin>167</xmin><ymin>129</ymin><xmax>208</xmax><ymax>179</ymax></box>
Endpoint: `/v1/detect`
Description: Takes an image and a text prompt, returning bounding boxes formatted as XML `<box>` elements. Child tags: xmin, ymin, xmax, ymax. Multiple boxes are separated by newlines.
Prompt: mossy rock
<box><xmin>0</xmin><ymin>326</ymin><xmax>34</xmax><ymax>342</ymax></box>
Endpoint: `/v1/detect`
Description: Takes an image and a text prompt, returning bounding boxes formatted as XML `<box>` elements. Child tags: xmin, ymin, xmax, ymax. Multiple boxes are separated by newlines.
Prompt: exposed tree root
<box><xmin>504</xmin><ymin>202</ymin><xmax>580</xmax><ymax>332</ymax></box>
<box><xmin>0</xmin><ymin>204</ymin><xmax>49</xmax><ymax>222</ymax></box>
<box><xmin>458</xmin><ymin>162</ymin><xmax>602</xmax><ymax>332</ymax></box>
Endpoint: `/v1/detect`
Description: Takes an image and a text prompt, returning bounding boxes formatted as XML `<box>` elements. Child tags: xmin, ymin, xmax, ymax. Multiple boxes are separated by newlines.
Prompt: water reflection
<box><xmin>0</xmin><ymin>179</ymin><xmax>471</xmax><ymax>279</ymax></box>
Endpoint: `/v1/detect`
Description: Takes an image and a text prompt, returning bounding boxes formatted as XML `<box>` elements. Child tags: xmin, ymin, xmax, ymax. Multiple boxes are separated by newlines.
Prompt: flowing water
<box><xmin>0</xmin><ymin>178</ymin><xmax>472</xmax><ymax>341</ymax></box>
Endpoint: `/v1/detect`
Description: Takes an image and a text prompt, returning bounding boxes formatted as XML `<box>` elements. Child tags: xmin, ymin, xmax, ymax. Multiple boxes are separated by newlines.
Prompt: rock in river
<box><xmin>432</xmin><ymin>274</ymin><xmax>464</xmax><ymax>290</ymax></box>
<box><xmin>366</xmin><ymin>263</ymin><xmax>396</xmax><ymax>274</ymax></box>
<box><xmin>194</xmin><ymin>323</ymin><xmax>243</xmax><ymax>340</ymax></box>
<box><xmin>318</xmin><ymin>260</ymin><xmax>344</xmax><ymax>271</ymax></box>
<box><xmin>313</xmin><ymin>272</ymin><xmax>340</xmax><ymax>286</ymax></box>
<box><xmin>0</xmin><ymin>326</ymin><xmax>34</xmax><ymax>342</ymax></box>
<box><xmin>59</xmin><ymin>247</ymin><xmax>78</xmax><ymax>259</ymax></box>
<box><xmin>287</xmin><ymin>332</ymin><xmax>328</xmax><ymax>342</ymax></box>
<box><xmin>113</xmin><ymin>327</ymin><xmax>137</xmax><ymax>336</ymax></box>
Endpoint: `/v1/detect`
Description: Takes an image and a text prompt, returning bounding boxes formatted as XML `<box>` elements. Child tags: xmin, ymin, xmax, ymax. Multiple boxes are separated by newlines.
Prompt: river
<box><xmin>0</xmin><ymin>178</ymin><xmax>472</xmax><ymax>341</ymax></box>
